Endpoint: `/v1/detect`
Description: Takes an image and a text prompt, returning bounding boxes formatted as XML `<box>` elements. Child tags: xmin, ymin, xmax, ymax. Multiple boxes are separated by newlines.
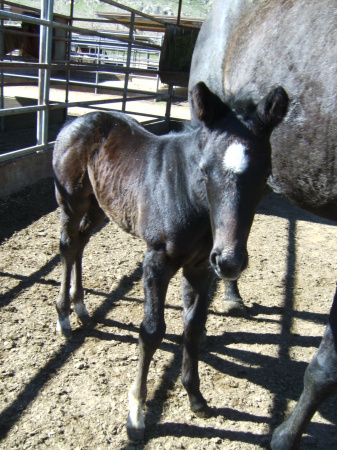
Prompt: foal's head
<box><xmin>190</xmin><ymin>82</ymin><xmax>288</xmax><ymax>280</ymax></box>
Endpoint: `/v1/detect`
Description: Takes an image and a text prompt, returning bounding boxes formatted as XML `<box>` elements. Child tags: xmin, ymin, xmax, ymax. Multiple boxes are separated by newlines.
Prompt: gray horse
<box><xmin>189</xmin><ymin>0</ymin><xmax>337</xmax><ymax>449</ymax></box>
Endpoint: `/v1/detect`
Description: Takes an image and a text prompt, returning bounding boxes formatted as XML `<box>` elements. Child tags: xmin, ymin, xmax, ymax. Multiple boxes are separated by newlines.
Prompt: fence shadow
<box><xmin>1</xmin><ymin>176</ymin><xmax>337</xmax><ymax>448</ymax></box>
<box><xmin>0</xmin><ymin>262</ymin><xmax>143</xmax><ymax>441</ymax></box>
<box><xmin>0</xmin><ymin>177</ymin><xmax>57</xmax><ymax>243</ymax></box>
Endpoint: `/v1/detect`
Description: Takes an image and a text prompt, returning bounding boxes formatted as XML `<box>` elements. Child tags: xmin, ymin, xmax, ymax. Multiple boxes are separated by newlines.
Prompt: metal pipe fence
<box><xmin>0</xmin><ymin>0</ymin><xmax>184</xmax><ymax>163</ymax></box>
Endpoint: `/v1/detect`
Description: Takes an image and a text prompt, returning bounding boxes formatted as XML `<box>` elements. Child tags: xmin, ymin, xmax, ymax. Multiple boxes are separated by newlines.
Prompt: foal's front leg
<box><xmin>221</xmin><ymin>279</ymin><xmax>246</xmax><ymax>316</ymax></box>
<box><xmin>126</xmin><ymin>248</ymin><xmax>174</xmax><ymax>441</ymax></box>
<box><xmin>182</xmin><ymin>263</ymin><xmax>213</xmax><ymax>415</ymax></box>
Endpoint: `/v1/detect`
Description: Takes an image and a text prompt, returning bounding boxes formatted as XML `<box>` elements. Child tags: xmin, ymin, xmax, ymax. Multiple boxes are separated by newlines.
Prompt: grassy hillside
<box><xmin>11</xmin><ymin>0</ymin><xmax>213</xmax><ymax>19</ymax></box>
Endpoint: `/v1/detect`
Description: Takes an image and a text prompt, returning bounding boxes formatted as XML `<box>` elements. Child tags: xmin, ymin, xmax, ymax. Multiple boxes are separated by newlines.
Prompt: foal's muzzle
<box><xmin>210</xmin><ymin>248</ymin><xmax>248</xmax><ymax>280</ymax></box>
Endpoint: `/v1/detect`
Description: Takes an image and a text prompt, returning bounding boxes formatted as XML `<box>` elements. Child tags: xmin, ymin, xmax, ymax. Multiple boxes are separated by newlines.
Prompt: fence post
<box><xmin>65</xmin><ymin>0</ymin><xmax>75</xmax><ymax>106</ymax></box>
<box><xmin>165</xmin><ymin>84</ymin><xmax>173</xmax><ymax>125</ymax></box>
<box><xmin>95</xmin><ymin>36</ymin><xmax>101</xmax><ymax>94</ymax></box>
<box><xmin>0</xmin><ymin>0</ymin><xmax>4</xmax><ymax>132</ymax></box>
<box><xmin>37</xmin><ymin>0</ymin><xmax>54</xmax><ymax>148</ymax></box>
<box><xmin>122</xmin><ymin>11</ymin><xmax>135</xmax><ymax>113</ymax></box>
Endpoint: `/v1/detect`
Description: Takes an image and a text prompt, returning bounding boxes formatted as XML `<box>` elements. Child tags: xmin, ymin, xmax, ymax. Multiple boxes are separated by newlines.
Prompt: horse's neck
<box><xmin>158</xmin><ymin>129</ymin><xmax>208</xmax><ymax>210</ymax></box>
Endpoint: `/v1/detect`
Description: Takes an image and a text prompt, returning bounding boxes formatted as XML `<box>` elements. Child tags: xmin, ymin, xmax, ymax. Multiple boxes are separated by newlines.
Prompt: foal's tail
<box><xmin>52</xmin><ymin>114</ymin><xmax>102</xmax><ymax>206</ymax></box>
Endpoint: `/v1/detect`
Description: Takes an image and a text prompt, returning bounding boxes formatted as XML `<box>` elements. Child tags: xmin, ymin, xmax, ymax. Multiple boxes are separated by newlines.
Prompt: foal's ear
<box><xmin>190</xmin><ymin>82</ymin><xmax>228</xmax><ymax>127</ymax></box>
<box><xmin>256</xmin><ymin>87</ymin><xmax>289</xmax><ymax>132</ymax></box>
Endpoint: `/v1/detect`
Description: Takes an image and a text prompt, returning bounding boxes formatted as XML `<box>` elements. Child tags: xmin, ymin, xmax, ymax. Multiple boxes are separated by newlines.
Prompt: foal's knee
<box><xmin>139</xmin><ymin>318</ymin><xmax>166</xmax><ymax>350</ymax></box>
<box><xmin>59</xmin><ymin>230</ymin><xmax>78</xmax><ymax>258</ymax></box>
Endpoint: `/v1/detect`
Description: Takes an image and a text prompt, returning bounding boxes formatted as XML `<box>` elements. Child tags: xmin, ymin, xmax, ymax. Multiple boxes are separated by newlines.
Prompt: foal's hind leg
<box><xmin>56</xmin><ymin>193</ymin><xmax>105</xmax><ymax>337</ymax></box>
<box><xmin>126</xmin><ymin>248</ymin><xmax>174</xmax><ymax>441</ymax></box>
<box><xmin>181</xmin><ymin>262</ymin><xmax>213</xmax><ymax>415</ymax></box>
<box><xmin>271</xmin><ymin>287</ymin><xmax>337</xmax><ymax>450</ymax></box>
<box><xmin>70</xmin><ymin>200</ymin><xmax>106</xmax><ymax>325</ymax></box>
<box><xmin>56</xmin><ymin>204</ymin><xmax>83</xmax><ymax>337</ymax></box>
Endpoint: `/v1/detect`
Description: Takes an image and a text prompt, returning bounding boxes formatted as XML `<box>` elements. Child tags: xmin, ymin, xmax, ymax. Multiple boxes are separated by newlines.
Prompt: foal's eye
<box><xmin>264</xmin><ymin>168</ymin><xmax>272</xmax><ymax>183</ymax></box>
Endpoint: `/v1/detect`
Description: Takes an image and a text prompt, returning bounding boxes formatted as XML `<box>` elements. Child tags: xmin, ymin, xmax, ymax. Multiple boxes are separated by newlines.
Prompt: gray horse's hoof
<box><xmin>271</xmin><ymin>421</ymin><xmax>299</xmax><ymax>450</ymax></box>
<box><xmin>126</xmin><ymin>425</ymin><xmax>145</xmax><ymax>442</ymax></box>
<box><xmin>216</xmin><ymin>299</ymin><xmax>246</xmax><ymax>316</ymax></box>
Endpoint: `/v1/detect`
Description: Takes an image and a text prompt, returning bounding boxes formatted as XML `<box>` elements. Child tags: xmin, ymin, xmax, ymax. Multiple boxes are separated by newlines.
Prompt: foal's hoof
<box><xmin>56</xmin><ymin>328</ymin><xmax>73</xmax><ymax>340</ymax></box>
<box><xmin>126</xmin><ymin>425</ymin><xmax>145</xmax><ymax>442</ymax></box>
<box><xmin>56</xmin><ymin>317</ymin><xmax>72</xmax><ymax>339</ymax></box>
<box><xmin>190</xmin><ymin>395</ymin><xmax>210</xmax><ymax>418</ymax></box>
<box><xmin>76</xmin><ymin>313</ymin><xmax>91</xmax><ymax>327</ymax></box>
<box><xmin>194</xmin><ymin>405</ymin><xmax>212</xmax><ymax>418</ymax></box>
<box><xmin>74</xmin><ymin>304</ymin><xmax>91</xmax><ymax>326</ymax></box>
<box><xmin>216</xmin><ymin>299</ymin><xmax>246</xmax><ymax>316</ymax></box>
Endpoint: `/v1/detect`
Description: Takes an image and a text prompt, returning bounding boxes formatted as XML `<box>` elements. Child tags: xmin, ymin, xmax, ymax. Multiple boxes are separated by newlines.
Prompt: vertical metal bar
<box><xmin>65</xmin><ymin>0</ymin><xmax>75</xmax><ymax>106</ymax></box>
<box><xmin>165</xmin><ymin>84</ymin><xmax>173</xmax><ymax>124</ymax></box>
<box><xmin>95</xmin><ymin>36</ymin><xmax>100</xmax><ymax>94</ymax></box>
<box><xmin>0</xmin><ymin>0</ymin><xmax>4</xmax><ymax>131</ymax></box>
<box><xmin>37</xmin><ymin>1</ymin><xmax>47</xmax><ymax>145</ymax></box>
<box><xmin>37</xmin><ymin>0</ymin><xmax>54</xmax><ymax>148</ymax></box>
<box><xmin>177</xmin><ymin>0</ymin><xmax>183</xmax><ymax>26</ymax></box>
<box><xmin>122</xmin><ymin>11</ymin><xmax>134</xmax><ymax>113</ymax></box>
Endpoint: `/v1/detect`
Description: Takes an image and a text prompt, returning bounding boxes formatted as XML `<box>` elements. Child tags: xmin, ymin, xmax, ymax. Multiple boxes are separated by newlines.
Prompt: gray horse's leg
<box><xmin>126</xmin><ymin>249</ymin><xmax>174</xmax><ymax>441</ymax></box>
<box><xmin>217</xmin><ymin>279</ymin><xmax>246</xmax><ymax>315</ymax></box>
<box><xmin>271</xmin><ymin>287</ymin><xmax>337</xmax><ymax>450</ymax></box>
<box><xmin>181</xmin><ymin>262</ymin><xmax>213</xmax><ymax>415</ymax></box>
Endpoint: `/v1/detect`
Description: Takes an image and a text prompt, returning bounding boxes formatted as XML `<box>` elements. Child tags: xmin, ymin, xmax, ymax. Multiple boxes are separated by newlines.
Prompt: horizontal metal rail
<box><xmin>99</xmin><ymin>0</ymin><xmax>170</xmax><ymax>26</ymax></box>
<box><xmin>0</xmin><ymin>60</ymin><xmax>160</xmax><ymax>76</ymax></box>
<box><xmin>0</xmin><ymin>10</ymin><xmax>162</xmax><ymax>50</ymax></box>
<box><xmin>2</xmin><ymin>72</ymin><xmax>162</xmax><ymax>96</ymax></box>
<box><xmin>0</xmin><ymin>141</ymin><xmax>54</xmax><ymax>162</ymax></box>
<box><xmin>0</xmin><ymin>94</ymin><xmax>159</xmax><ymax>117</ymax></box>
<box><xmin>0</xmin><ymin>1</ymin><xmax>188</xmax><ymax>166</ymax></box>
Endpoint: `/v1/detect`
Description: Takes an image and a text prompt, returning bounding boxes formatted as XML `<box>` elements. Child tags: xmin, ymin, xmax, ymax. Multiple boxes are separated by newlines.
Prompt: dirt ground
<box><xmin>1</xmin><ymin>176</ymin><xmax>337</xmax><ymax>450</ymax></box>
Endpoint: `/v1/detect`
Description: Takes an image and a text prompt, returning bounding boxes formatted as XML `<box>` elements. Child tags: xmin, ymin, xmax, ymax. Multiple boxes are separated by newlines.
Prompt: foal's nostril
<box><xmin>210</xmin><ymin>249</ymin><xmax>220</xmax><ymax>268</ymax></box>
<box><xmin>210</xmin><ymin>248</ymin><xmax>248</xmax><ymax>280</ymax></box>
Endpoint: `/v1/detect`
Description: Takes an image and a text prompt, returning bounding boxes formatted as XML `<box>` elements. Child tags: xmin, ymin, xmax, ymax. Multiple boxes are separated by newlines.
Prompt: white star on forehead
<box><xmin>223</xmin><ymin>142</ymin><xmax>249</xmax><ymax>174</ymax></box>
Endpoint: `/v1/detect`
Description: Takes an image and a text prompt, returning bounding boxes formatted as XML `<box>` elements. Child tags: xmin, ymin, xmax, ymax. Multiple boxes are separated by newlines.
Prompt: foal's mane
<box><xmin>189</xmin><ymin>89</ymin><xmax>260</xmax><ymax>130</ymax></box>
<box><xmin>224</xmin><ymin>90</ymin><xmax>259</xmax><ymax>123</ymax></box>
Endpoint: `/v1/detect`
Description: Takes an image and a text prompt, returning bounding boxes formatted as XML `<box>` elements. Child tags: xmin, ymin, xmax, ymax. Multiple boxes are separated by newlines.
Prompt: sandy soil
<box><xmin>1</xmin><ymin>175</ymin><xmax>337</xmax><ymax>450</ymax></box>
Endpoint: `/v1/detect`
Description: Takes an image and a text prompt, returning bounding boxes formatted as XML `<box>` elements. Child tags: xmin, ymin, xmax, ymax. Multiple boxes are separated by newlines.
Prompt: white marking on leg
<box><xmin>74</xmin><ymin>303</ymin><xmax>89</xmax><ymax>318</ymax></box>
<box><xmin>56</xmin><ymin>316</ymin><xmax>71</xmax><ymax>333</ymax></box>
<box><xmin>127</xmin><ymin>386</ymin><xmax>144</xmax><ymax>432</ymax></box>
<box><xmin>223</xmin><ymin>142</ymin><xmax>249</xmax><ymax>174</ymax></box>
